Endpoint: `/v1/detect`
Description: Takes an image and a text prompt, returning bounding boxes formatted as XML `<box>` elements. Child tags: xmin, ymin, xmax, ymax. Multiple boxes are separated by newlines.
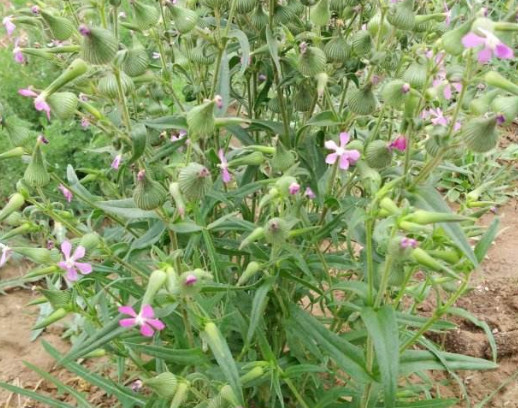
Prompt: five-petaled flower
<box><xmin>462</xmin><ymin>28</ymin><xmax>514</xmax><ymax>64</ymax></box>
<box><xmin>58</xmin><ymin>184</ymin><xmax>73</xmax><ymax>203</ymax></box>
<box><xmin>119</xmin><ymin>304</ymin><xmax>165</xmax><ymax>337</ymax></box>
<box><xmin>0</xmin><ymin>243</ymin><xmax>12</xmax><ymax>268</ymax></box>
<box><xmin>2</xmin><ymin>16</ymin><xmax>15</xmax><ymax>37</ymax></box>
<box><xmin>18</xmin><ymin>88</ymin><xmax>51</xmax><ymax>120</ymax></box>
<box><xmin>218</xmin><ymin>149</ymin><xmax>231</xmax><ymax>184</ymax></box>
<box><xmin>324</xmin><ymin>132</ymin><xmax>361</xmax><ymax>170</ymax></box>
<box><xmin>57</xmin><ymin>241</ymin><xmax>92</xmax><ymax>281</ymax></box>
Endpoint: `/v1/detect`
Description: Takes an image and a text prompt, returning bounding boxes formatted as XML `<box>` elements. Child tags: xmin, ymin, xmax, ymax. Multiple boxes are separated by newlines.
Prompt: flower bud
<box><xmin>484</xmin><ymin>71</ymin><xmax>518</xmax><ymax>96</ymax></box>
<box><xmin>169</xmin><ymin>182</ymin><xmax>186</xmax><ymax>217</ymax></box>
<box><xmin>24</xmin><ymin>142</ymin><xmax>49</xmax><ymax>187</ymax></box>
<box><xmin>382</xmin><ymin>80</ymin><xmax>411</xmax><ymax>108</ymax></box>
<box><xmin>352</xmin><ymin>31</ymin><xmax>373</xmax><ymax>56</ymax></box>
<box><xmin>387</xmin><ymin>0</ymin><xmax>416</xmax><ymax>30</ymax></box>
<box><xmin>47</xmin><ymin>92</ymin><xmax>78</xmax><ymax>120</ymax></box>
<box><xmin>220</xmin><ymin>385</ymin><xmax>240</xmax><ymax>407</ymax></box>
<box><xmin>402</xmin><ymin>63</ymin><xmax>427</xmax><ymax>90</ymax></box>
<box><xmin>324</xmin><ymin>37</ymin><xmax>351</xmax><ymax>63</ymax></box>
<box><xmin>367</xmin><ymin>12</ymin><xmax>391</xmax><ymax>37</ymax></box>
<box><xmin>131</xmin><ymin>0</ymin><xmax>159</xmax><ymax>30</ymax></box>
<box><xmin>240</xmin><ymin>366</ymin><xmax>265</xmax><ymax>384</ymax></box>
<box><xmin>79</xmin><ymin>232</ymin><xmax>101</xmax><ymax>252</ymax></box>
<box><xmin>310</xmin><ymin>0</ymin><xmax>330</xmax><ymax>26</ymax></box>
<box><xmin>120</xmin><ymin>40</ymin><xmax>149</xmax><ymax>77</ymax></box>
<box><xmin>178</xmin><ymin>163</ymin><xmax>213</xmax><ymax>201</ymax></box>
<box><xmin>45</xmin><ymin>59</ymin><xmax>88</xmax><ymax>96</ymax></box>
<box><xmin>235</xmin><ymin>0</ymin><xmax>255</xmax><ymax>13</ymax></box>
<box><xmin>403</xmin><ymin>210</ymin><xmax>470</xmax><ymax>225</ymax></box>
<box><xmin>133</xmin><ymin>170</ymin><xmax>167</xmax><ymax>210</ymax></box>
<box><xmin>491</xmin><ymin>96</ymin><xmax>518</xmax><ymax>124</ymax></box>
<box><xmin>165</xmin><ymin>3</ymin><xmax>199</xmax><ymax>33</ymax></box>
<box><xmin>347</xmin><ymin>84</ymin><xmax>377</xmax><ymax>115</ymax></box>
<box><xmin>411</xmin><ymin>247</ymin><xmax>454</xmax><ymax>275</ymax></box>
<box><xmin>186</xmin><ymin>100</ymin><xmax>216</xmax><ymax>141</ymax></box>
<box><xmin>441</xmin><ymin>20</ymin><xmax>472</xmax><ymax>55</ymax></box>
<box><xmin>237</xmin><ymin>261</ymin><xmax>261</xmax><ymax>286</ymax></box>
<box><xmin>80</xmin><ymin>25</ymin><xmax>119</xmax><ymax>65</ymax></box>
<box><xmin>143</xmin><ymin>372</ymin><xmax>178</xmax><ymax>399</ymax></box>
<box><xmin>227</xmin><ymin>151</ymin><xmax>265</xmax><ymax>167</ymax></box>
<box><xmin>356</xmin><ymin>160</ymin><xmax>381</xmax><ymax>195</ymax></box>
<box><xmin>365</xmin><ymin>140</ymin><xmax>393</xmax><ymax>169</ymax></box>
<box><xmin>169</xmin><ymin>381</ymin><xmax>190</xmax><ymax>408</ymax></box>
<box><xmin>12</xmin><ymin>247</ymin><xmax>59</xmax><ymax>264</ymax></box>
<box><xmin>427</xmin><ymin>249</ymin><xmax>460</xmax><ymax>265</ymax></box>
<box><xmin>142</xmin><ymin>269</ymin><xmax>167</xmax><ymax>305</ymax></box>
<box><xmin>379</xmin><ymin>197</ymin><xmax>400</xmax><ymax>215</ymax></box>
<box><xmin>461</xmin><ymin>116</ymin><xmax>499</xmax><ymax>153</ymax></box>
<box><xmin>0</xmin><ymin>147</ymin><xmax>25</xmax><ymax>161</ymax></box>
<box><xmin>40</xmin><ymin>11</ymin><xmax>74</xmax><ymax>40</ymax></box>
<box><xmin>239</xmin><ymin>227</ymin><xmax>265</xmax><ymax>249</ymax></box>
<box><xmin>3</xmin><ymin>117</ymin><xmax>33</xmax><ymax>147</ymax></box>
<box><xmin>250</xmin><ymin>5</ymin><xmax>268</xmax><ymax>30</ymax></box>
<box><xmin>264</xmin><ymin>218</ymin><xmax>289</xmax><ymax>246</ymax></box>
<box><xmin>469</xmin><ymin>89</ymin><xmax>501</xmax><ymax>116</ymax></box>
<box><xmin>298</xmin><ymin>43</ymin><xmax>327</xmax><ymax>77</ymax></box>
<box><xmin>275</xmin><ymin>176</ymin><xmax>298</xmax><ymax>196</ymax></box>
<box><xmin>98</xmin><ymin>72</ymin><xmax>134</xmax><ymax>98</ymax></box>
<box><xmin>40</xmin><ymin>288</ymin><xmax>72</xmax><ymax>309</ymax></box>
<box><xmin>33</xmin><ymin>307</ymin><xmax>68</xmax><ymax>330</ymax></box>
<box><xmin>0</xmin><ymin>193</ymin><xmax>25</xmax><ymax>223</ymax></box>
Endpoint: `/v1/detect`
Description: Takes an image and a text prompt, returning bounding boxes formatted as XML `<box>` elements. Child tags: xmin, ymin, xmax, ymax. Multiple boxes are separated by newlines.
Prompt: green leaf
<box><xmin>131</xmin><ymin>220</ymin><xmax>165</xmax><ymax>249</ymax></box>
<box><xmin>288</xmin><ymin>305</ymin><xmax>372</xmax><ymax>383</ymax></box>
<box><xmin>123</xmin><ymin>343</ymin><xmax>209</xmax><ymax>365</ymax></box>
<box><xmin>215</xmin><ymin>50</ymin><xmax>230</xmax><ymax>116</ymax></box>
<box><xmin>228</xmin><ymin>29</ymin><xmax>250</xmax><ymax>77</ymax></box>
<box><xmin>170</xmin><ymin>221</ymin><xmax>203</xmax><ymax>234</ymax></box>
<box><xmin>395</xmin><ymin>399</ymin><xmax>458</xmax><ymax>407</ymax></box>
<box><xmin>411</xmin><ymin>185</ymin><xmax>478</xmax><ymax>266</ymax></box>
<box><xmin>67</xmin><ymin>165</ymin><xmax>95</xmax><ymax>200</ymax></box>
<box><xmin>202</xmin><ymin>322</ymin><xmax>244</xmax><ymax>404</ymax></box>
<box><xmin>43</xmin><ymin>342</ymin><xmax>146</xmax><ymax>407</ymax></box>
<box><xmin>448</xmin><ymin>307</ymin><xmax>497</xmax><ymax>362</ymax></box>
<box><xmin>143</xmin><ymin>115</ymin><xmax>187</xmax><ymax>130</ymax></box>
<box><xmin>23</xmin><ymin>361</ymin><xmax>92</xmax><ymax>408</ymax></box>
<box><xmin>361</xmin><ymin>306</ymin><xmax>399</xmax><ymax>408</ymax></box>
<box><xmin>400</xmin><ymin>350</ymin><xmax>497</xmax><ymax>375</ymax></box>
<box><xmin>246</xmin><ymin>280</ymin><xmax>272</xmax><ymax>345</ymax></box>
<box><xmin>128</xmin><ymin>123</ymin><xmax>148</xmax><ymax>165</ymax></box>
<box><xmin>97</xmin><ymin>199</ymin><xmax>160</xmax><ymax>219</ymax></box>
<box><xmin>0</xmin><ymin>382</ymin><xmax>75</xmax><ymax>408</ymax></box>
<box><xmin>266</xmin><ymin>25</ymin><xmax>281</xmax><ymax>77</ymax></box>
<box><xmin>474</xmin><ymin>217</ymin><xmax>499</xmax><ymax>263</ymax></box>
<box><xmin>296</xmin><ymin>110</ymin><xmax>341</xmax><ymax>137</ymax></box>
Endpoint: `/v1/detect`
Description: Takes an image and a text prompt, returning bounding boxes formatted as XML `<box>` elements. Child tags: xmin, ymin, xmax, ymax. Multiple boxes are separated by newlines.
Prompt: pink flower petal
<box><xmin>495</xmin><ymin>43</ymin><xmax>514</xmax><ymax>60</ymax></box>
<box><xmin>339</xmin><ymin>131</ymin><xmax>350</xmax><ymax>147</ymax></box>
<box><xmin>325</xmin><ymin>152</ymin><xmax>338</xmax><ymax>165</ymax></box>
<box><xmin>57</xmin><ymin>261</ymin><xmax>68</xmax><ymax>271</ymax></box>
<box><xmin>61</xmin><ymin>241</ymin><xmax>72</xmax><ymax>259</ymax></box>
<box><xmin>146</xmin><ymin>319</ymin><xmax>165</xmax><ymax>331</ymax></box>
<box><xmin>66</xmin><ymin>268</ymin><xmax>79</xmax><ymax>281</ymax></box>
<box><xmin>119</xmin><ymin>318</ymin><xmax>137</xmax><ymax>327</ymax></box>
<box><xmin>477</xmin><ymin>47</ymin><xmax>493</xmax><ymax>64</ymax></box>
<box><xmin>218</xmin><ymin>148</ymin><xmax>227</xmax><ymax>164</ymax></box>
<box><xmin>119</xmin><ymin>306</ymin><xmax>137</xmax><ymax>316</ymax></box>
<box><xmin>443</xmin><ymin>84</ymin><xmax>452</xmax><ymax>100</ymax></box>
<box><xmin>18</xmin><ymin>88</ymin><xmax>38</xmax><ymax>97</ymax></box>
<box><xmin>3</xmin><ymin>17</ymin><xmax>15</xmax><ymax>37</ymax></box>
<box><xmin>222</xmin><ymin>168</ymin><xmax>232</xmax><ymax>183</ymax></box>
<box><xmin>324</xmin><ymin>140</ymin><xmax>338</xmax><ymax>151</ymax></box>
<box><xmin>111</xmin><ymin>155</ymin><xmax>122</xmax><ymax>170</ymax></box>
<box><xmin>75</xmin><ymin>262</ymin><xmax>92</xmax><ymax>275</ymax></box>
<box><xmin>339</xmin><ymin>154</ymin><xmax>351</xmax><ymax>170</ymax></box>
<box><xmin>462</xmin><ymin>32</ymin><xmax>486</xmax><ymax>48</ymax></box>
<box><xmin>452</xmin><ymin>82</ymin><xmax>462</xmax><ymax>93</ymax></box>
<box><xmin>72</xmin><ymin>245</ymin><xmax>85</xmax><ymax>260</ymax></box>
<box><xmin>140</xmin><ymin>304</ymin><xmax>154</xmax><ymax>319</ymax></box>
<box><xmin>140</xmin><ymin>324</ymin><xmax>154</xmax><ymax>337</ymax></box>
<box><xmin>34</xmin><ymin>98</ymin><xmax>51</xmax><ymax>120</ymax></box>
<box><xmin>345</xmin><ymin>149</ymin><xmax>361</xmax><ymax>163</ymax></box>
<box><xmin>14</xmin><ymin>50</ymin><xmax>24</xmax><ymax>64</ymax></box>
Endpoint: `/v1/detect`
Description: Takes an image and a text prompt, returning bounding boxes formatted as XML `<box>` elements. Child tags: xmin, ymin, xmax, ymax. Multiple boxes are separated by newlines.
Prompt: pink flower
<box><xmin>81</xmin><ymin>117</ymin><xmax>90</xmax><ymax>128</ymax></box>
<box><xmin>57</xmin><ymin>241</ymin><xmax>92</xmax><ymax>281</ymax></box>
<box><xmin>305</xmin><ymin>187</ymin><xmax>316</xmax><ymax>199</ymax></box>
<box><xmin>401</xmin><ymin>237</ymin><xmax>418</xmax><ymax>249</ymax></box>
<box><xmin>18</xmin><ymin>88</ymin><xmax>51</xmax><ymax>120</ymax></box>
<box><xmin>58</xmin><ymin>184</ymin><xmax>73</xmax><ymax>203</ymax></box>
<box><xmin>324</xmin><ymin>132</ymin><xmax>361</xmax><ymax>170</ymax></box>
<box><xmin>0</xmin><ymin>243</ymin><xmax>12</xmax><ymax>267</ymax></box>
<box><xmin>432</xmin><ymin>70</ymin><xmax>462</xmax><ymax>100</ymax></box>
<box><xmin>289</xmin><ymin>182</ymin><xmax>300</xmax><ymax>195</ymax></box>
<box><xmin>214</xmin><ymin>95</ymin><xmax>223</xmax><ymax>109</ymax></box>
<box><xmin>462</xmin><ymin>29</ymin><xmax>514</xmax><ymax>63</ymax></box>
<box><xmin>421</xmin><ymin>108</ymin><xmax>448</xmax><ymax>126</ymax></box>
<box><xmin>13</xmin><ymin>38</ymin><xmax>24</xmax><ymax>64</ymax></box>
<box><xmin>184</xmin><ymin>273</ymin><xmax>197</xmax><ymax>286</ymax></box>
<box><xmin>3</xmin><ymin>16</ymin><xmax>15</xmax><ymax>37</ymax></box>
<box><xmin>111</xmin><ymin>154</ymin><xmax>122</xmax><ymax>170</ymax></box>
<box><xmin>119</xmin><ymin>304</ymin><xmax>165</xmax><ymax>337</ymax></box>
<box><xmin>170</xmin><ymin>130</ymin><xmax>187</xmax><ymax>142</ymax></box>
<box><xmin>217</xmin><ymin>149</ymin><xmax>231</xmax><ymax>184</ymax></box>
<box><xmin>444</xmin><ymin>2</ymin><xmax>452</xmax><ymax>27</ymax></box>
<box><xmin>389</xmin><ymin>136</ymin><xmax>407</xmax><ymax>152</ymax></box>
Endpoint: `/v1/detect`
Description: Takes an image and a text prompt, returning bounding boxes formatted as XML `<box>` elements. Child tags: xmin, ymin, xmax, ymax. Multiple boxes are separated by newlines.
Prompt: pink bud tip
<box><xmin>299</xmin><ymin>42</ymin><xmax>308</xmax><ymax>54</ymax></box>
<box><xmin>401</xmin><ymin>237</ymin><xmax>418</xmax><ymax>249</ymax></box>
<box><xmin>79</xmin><ymin>25</ymin><xmax>91</xmax><ymax>36</ymax></box>
<box><xmin>184</xmin><ymin>274</ymin><xmax>197</xmax><ymax>286</ymax></box>
<box><xmin>38</xmin><ymin>135</ymin><xmax>49</xmax><ymax>144</ymax></box>
<box><xmin>31</xmin><ymin>6</ymin><xmax>40</xmax><ymax>14</ymax></box>
<box><xmin>137</xmin><ymin>169</ymin><xmax>146</xmax><ymax>181</ymax></box>
<box><xmin>288</xmin><ymin>182</ymin><xmax>300</xmax><ymax>195</ymax></box>
<box><xmin>402</xmin><ymin>83</ymin><xmax>411</xmax><ymax>93</ymax></box>
<box><xmin>214</xmin><ymin>95</ymin><xmax>223</xmax><ymax>109</ymax></box>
